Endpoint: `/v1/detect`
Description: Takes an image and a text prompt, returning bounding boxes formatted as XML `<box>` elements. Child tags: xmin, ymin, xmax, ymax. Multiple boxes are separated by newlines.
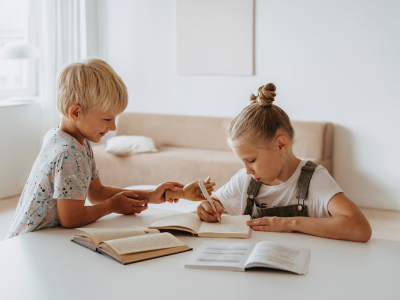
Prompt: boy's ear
<box><xmin>68</xmin><ymin>104</ymin><xmax>82</xmax><ymax>122</ymax></box>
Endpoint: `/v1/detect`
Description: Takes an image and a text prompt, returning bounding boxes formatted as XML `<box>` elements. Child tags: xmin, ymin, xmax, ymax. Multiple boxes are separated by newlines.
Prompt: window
<box><xmin>0</xmin><ymin>0</ymin><xmax>37</xmax><ymax>100</ymax></box>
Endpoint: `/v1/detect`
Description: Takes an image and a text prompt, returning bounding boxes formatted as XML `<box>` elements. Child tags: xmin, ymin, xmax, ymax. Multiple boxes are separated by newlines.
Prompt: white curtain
<box><xmin>28</xmin><ymin>0</ymin><xmax>88</xmax><ymax>136</ymax></box>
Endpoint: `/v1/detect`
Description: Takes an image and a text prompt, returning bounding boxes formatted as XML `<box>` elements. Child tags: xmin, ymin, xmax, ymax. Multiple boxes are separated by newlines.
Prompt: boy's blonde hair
<box><xmin>227</xmin><ymin>83</ymin><xmax>294</xmax><ymax>147</ymax></box>
<box><xmin>56</xmin><ymin>58</ymin><xmax>128</xmax><ymax>118</ymax></box>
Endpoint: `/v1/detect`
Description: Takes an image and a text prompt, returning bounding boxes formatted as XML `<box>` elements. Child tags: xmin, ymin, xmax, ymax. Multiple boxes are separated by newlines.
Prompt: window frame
<box><xmin>0</xmin><ymin>59</ymin><xmax>38</xmax><ymax>100</ymax></box>
<box><xmin>0</xmin><ymin>0</ymin><xmax>39</xmax><ymax>101</ymax></box>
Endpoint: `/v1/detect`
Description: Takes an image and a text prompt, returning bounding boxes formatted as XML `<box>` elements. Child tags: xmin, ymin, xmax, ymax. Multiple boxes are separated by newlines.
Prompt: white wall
<box><xmin>105</xmin><ymin>0</ymin><xmax>400</xmax><ymax>210</ymax></box>
<box><xmin>0</xmin><ymin>103</ymin><xmax>42</xmax><ymax>199</ymax></box>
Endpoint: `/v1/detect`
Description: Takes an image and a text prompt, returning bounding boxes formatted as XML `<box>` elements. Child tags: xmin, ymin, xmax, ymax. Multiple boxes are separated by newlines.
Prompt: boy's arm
<box><xmin>87</xmin><ymin>178</ymin><xmax>184</xmax><ymax>205</ymax></box>
<box><xmin>57</xmin><ymin>191</ymin><xmax>148</xmax><ymax>228</ymax></box>
<box><xmin>247</xmin><ymin>193</ymin><xmax>372</xmax><ymax>242</ymax></box>
<box><xmin>87</xmin><ymin>178</ymin><xmax>139</xmax><ymax>205</ymax></box>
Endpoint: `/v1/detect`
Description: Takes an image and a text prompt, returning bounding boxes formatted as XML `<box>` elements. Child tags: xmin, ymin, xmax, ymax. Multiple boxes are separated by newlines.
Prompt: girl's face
<box><xmin>230</xmin><ymin>137</ymin><xmax>287</xmax><ymax>186</ymax></box>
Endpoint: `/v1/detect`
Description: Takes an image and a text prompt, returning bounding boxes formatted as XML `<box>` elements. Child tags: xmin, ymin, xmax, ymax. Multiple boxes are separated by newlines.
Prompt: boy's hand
<box><xmin>246</xmin><ymin>217</ymin><xmax>293</xmax><ymax>232</ymax></box>
<box><xmin>109</xmin><ymin>191</ymin><xmax>148</xmax><ymax>215</ymax></box>
<box><xmin>150</xmin><ymin>182</ymin><xmax>185</xmax><ymax>204</ymax></box>
<box><xmin>197</xmin><ymin>200</ymin><xmax>224</xmax><ymax>222</ymax></box>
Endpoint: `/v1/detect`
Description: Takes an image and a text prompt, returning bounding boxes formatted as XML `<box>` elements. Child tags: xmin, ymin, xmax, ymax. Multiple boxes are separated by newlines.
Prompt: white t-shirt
<box><xmin>216</xmin><ymin>160</ymin><xmax>343</xmax><ymax>218</ymax></box>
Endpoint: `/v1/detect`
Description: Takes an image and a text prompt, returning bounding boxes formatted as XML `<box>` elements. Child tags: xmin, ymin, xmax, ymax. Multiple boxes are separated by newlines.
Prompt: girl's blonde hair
<box><xmin>227</xmin><ymin>83</ymin><xmax>294</xmax><ymax>147</ymax></box>
<box><xmin>56</xmin><ymin>58</ymin><xmax>128</xmax><ymax>118</ymax></box>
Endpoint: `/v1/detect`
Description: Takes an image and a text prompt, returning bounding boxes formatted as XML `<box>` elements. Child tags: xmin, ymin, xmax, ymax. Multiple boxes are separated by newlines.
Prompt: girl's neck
<box><xmin>271</xmin><ymin>153</ymin><xmax>301</xmax><ymax>186</ymax></box>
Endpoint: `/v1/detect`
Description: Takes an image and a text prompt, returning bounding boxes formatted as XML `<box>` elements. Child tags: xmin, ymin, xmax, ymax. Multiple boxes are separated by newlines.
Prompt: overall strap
<box><xmin>296</xmin><ymin>160</ymin><xmax>318</xmax><ymax>202</ymax></box>
<box><xmin>246</xmin><ymin>178</ymin><xmax>262</xmax><ymax>203</ymax></box>
<box><xmin>243</xmin><ymin>178</ymin><xmax>262</xmax><ymax>215</ymax></box>
<box><xmin>243</xmin><ymin>160</ymin><xmax>318</xmax><ymax>218</ymax></box>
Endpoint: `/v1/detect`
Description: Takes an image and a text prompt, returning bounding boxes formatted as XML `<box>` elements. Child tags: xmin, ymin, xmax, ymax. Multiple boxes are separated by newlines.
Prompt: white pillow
<box><xmin>105</xmin><ymin>135</ymin><xmax>158</xmax><ymax>156</ymax></box>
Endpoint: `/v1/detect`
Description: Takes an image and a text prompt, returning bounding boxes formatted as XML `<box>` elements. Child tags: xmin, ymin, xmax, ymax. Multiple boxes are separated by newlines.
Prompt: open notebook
<box><xmin>71</xmin><ymin>226</ymin><xmax>192</xmax><ymax>265</ymax></box>
<box><xmin>148</xmin><ymin>213</ymin><xmax>251</xmax><ymax>238</ymax></box>
<box><xmin>185</xmin><ymin>241</ymin><xmax>311</xmax><ymax>275</ymax></box>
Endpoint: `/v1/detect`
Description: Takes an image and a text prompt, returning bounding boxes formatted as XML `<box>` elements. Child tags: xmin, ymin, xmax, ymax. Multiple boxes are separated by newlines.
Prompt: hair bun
<box><xmin>249</xmin><ymin>93</ymin><xmax>258</xmax><ymax>104</ymax></box>
<box><xmin>257</xmin><ymin>83</ymin><xmax>276</xmax><ymax>106</ymax></box>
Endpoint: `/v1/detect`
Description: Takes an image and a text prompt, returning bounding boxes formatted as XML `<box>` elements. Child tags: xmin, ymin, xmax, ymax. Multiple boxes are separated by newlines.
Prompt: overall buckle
<box><xmin>247</xmin><ymin>194</ymin><xmax>255</xmax><ymax>206</ymax></box>
<box><xmin>296</xmin><ymin>197</ymin><xmax>305</xmax><ymax>212</ymax></box>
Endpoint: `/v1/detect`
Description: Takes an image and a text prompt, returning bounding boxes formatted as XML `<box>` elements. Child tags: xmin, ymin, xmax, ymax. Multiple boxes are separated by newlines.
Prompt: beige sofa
<box><xmin>92</xmin><ymin>112</ymin><xmax>333</xmax><ymax>189</ymax></box>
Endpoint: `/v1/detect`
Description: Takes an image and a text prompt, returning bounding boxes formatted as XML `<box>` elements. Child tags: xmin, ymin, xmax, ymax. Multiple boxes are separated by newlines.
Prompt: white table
<box><xmin>1</xmin><ymin>207</ymin><xmax>400</xmax><ymax>300</ymax></box>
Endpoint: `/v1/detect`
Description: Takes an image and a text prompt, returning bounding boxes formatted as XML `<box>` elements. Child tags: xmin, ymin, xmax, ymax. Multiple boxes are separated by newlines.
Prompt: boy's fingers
<box><xmin>138</xmin><ymin>203</ymin><xmax>148</xmax><ymax>211</ymax></box>
<box><xmin>165</xmin><ymin>181</ymin><xmax>185</xmax><ymax>188</ymax></box>
<box><xmin>130</xmin><ymin>199</ymin><xmax>148</xmax><ymax>206</ymax></box>
<box><xmin>133</xmin><ymin>203</ymin><xmax>148</xmax><ymax>213</ymax></box>
<box><xmin>165</xmin><ymin>183</ymin><xmax>177</xmax><ymax>191</ymax></box>
<box><xmin>121</xmin><ymin>191</ymin><xmax>138</xmax><ymax>198</ymax></box>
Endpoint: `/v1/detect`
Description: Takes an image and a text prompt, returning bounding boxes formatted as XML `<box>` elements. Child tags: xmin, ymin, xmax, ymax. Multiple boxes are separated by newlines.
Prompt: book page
<box><xmin>198</xmin><ymin>215</ymin><xmax>251</xmax><ymax>234</ymax></box>
<box><xmin>184</xmin><ymin>242</ymin><xmax>255</xmax><ymax>271</ymax></box>
<box><xmin>77</xmin><ymin>226</ymin><xmax>159</xmax><ymax>246</ymax></box>
<box><xmin>148</xmin><ymin>213</ymin><xmax>202</xmax><ymax>233</ymax></box>
<box><xmin>103</xmin><ymin>232</ymin><xmax>186</xmax><ymax>255</ymax></box>
<box><xmin>245</xmin><ymin>241</ymin><xmax>311</xmax><ymax>274</ymax></box>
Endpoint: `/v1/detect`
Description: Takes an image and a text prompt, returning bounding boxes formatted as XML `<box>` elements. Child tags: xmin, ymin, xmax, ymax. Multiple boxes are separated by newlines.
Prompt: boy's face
<box><xmin>75</xmin><ymin>108</ymin><xmax>118</xmax><ymax>143</ymax></box>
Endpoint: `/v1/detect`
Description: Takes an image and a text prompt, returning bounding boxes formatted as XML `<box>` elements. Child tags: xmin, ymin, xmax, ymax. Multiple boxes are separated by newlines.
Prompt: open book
<box><xmin>185</xmin><ymin>241</ymin><xmax>311</xmax><ymax>275</ymax></box>
<box><xmin>148</xmin><ymin>213</ymin><xmax>251</xmax><ymax>238</ymax></box>
<box><xmin>71</xmin><ymin>226</ymin><xmax>192</xmax><ymax>265</ymax></box>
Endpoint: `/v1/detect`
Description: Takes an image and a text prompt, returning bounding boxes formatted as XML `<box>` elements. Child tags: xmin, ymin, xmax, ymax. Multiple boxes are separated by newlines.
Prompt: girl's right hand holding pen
<box><xmin>197</xmin><ymin>196</ymin><xmax>225</xmax><ymax>222</ymax></box>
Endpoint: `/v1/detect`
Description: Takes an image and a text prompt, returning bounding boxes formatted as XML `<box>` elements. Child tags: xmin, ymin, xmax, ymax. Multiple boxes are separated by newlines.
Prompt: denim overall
<box><xmin>243</xmin><ymin>161</ymin><xmax>318</xmax><ymax>218</ymax></box>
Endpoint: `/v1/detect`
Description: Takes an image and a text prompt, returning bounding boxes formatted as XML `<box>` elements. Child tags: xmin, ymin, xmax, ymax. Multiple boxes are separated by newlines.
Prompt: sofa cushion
<box><xmin>117</xmin><ymin>112</ymin><xmax>232</xmax><ymax>152</ymax></box>
<box><xmin>105</xmin><ymin>135</ymin><xmax>158</xmax><ymax>156</ymax></box>
<box><xmin>93</xmin><ymin>145</ymin><xmax>243</xmax><ymax>189</ymax></box>
<box><xmin>93</xmin><ymin>144</ymin><xmax>331</xmax><ymax>189</ymax></box>
<box><xmin>116</xmin><ymin>113</ymin><xmax>333</xmax><ymax>163</ymax></box>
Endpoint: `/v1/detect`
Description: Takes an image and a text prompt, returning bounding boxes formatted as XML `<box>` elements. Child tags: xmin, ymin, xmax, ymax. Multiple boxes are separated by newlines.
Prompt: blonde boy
<box><xmin>6</xmin><ymin>59</ymin><xmax>182</xmax><ymax>239</ymax></box>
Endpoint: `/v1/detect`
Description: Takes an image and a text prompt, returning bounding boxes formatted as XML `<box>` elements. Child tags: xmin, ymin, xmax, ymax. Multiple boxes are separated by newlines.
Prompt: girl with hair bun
<box><xmin>197</xmin><ymin>83</ymin><xmax>372</xmax><ymax>242</ymax></box>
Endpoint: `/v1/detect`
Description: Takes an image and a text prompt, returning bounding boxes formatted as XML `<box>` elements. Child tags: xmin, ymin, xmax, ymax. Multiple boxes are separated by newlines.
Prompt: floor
<box><xmin>1</xmin><ymin>194</ymin><xmax>400</xmax><ymax>241</ymax></box>
<box><xmin>0</xmin><ymin>195</ymin><xmax>20</xmax><ymax>239</ymax></box>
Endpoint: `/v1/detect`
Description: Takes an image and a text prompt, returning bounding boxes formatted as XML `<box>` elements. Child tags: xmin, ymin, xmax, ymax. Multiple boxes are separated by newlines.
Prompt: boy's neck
<box><xmin>59</xmin><ymin>118</ymin><xmax>86</xmax><ymax>145</ymax></box>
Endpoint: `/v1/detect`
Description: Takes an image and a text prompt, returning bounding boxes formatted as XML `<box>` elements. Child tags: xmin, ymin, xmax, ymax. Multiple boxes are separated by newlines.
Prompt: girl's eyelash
<box><xmin>249</xmin><ymin>159</ymin><xmax>255</xmax><ymax>163</ymax></box>
<box><xmin>104</xmin><ymin>119</ymin><xmax>112</xmax><ymax>121</ymax></box>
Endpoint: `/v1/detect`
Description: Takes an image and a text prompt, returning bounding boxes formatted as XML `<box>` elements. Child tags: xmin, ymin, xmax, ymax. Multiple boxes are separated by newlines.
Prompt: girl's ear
<box><xmin>276</xmin><ymin>135</ymin><xmax>289</xmax><ymax>154</ymax></box>
<box><xmin>68</xmin><ymin>104</ymin><xmax>82</xmax><ymax>122</ymax></box>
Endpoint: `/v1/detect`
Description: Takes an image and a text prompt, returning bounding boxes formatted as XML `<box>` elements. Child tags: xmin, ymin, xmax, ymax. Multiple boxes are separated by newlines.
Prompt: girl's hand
<box><xmin>197</xmin><ymin>200</ymin><xmax>224</xmax><ymax>222</ymax></box>
<box><xmin>150</xmin><ymin>182</ymin><xmax>185</xmax><ymax>204</ymax></box>
<box><xmin>247</xmin><ymin>216</ymin><xmax>294</xmax><ymax>232</ymax></box>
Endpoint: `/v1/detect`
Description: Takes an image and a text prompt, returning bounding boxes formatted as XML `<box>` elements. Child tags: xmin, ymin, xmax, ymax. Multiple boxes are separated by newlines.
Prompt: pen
<box><xmin>198</xmin><ymin>180</ymin><xmax>221</xmax><ymax>222</ymax></box>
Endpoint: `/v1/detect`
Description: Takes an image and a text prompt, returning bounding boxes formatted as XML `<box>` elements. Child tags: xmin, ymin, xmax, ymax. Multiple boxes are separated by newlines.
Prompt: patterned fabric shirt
<box><xmin>5</xmin><ymin>127</ymin><xmax>99</xmax><ymax>239</ymax></box>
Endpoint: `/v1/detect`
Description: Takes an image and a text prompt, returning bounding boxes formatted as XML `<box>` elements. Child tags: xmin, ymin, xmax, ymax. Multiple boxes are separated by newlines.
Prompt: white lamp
<box><xmin>0</xmin><ymin>42</ymin><xmax>40</xmax><ymax>100</ymax></box>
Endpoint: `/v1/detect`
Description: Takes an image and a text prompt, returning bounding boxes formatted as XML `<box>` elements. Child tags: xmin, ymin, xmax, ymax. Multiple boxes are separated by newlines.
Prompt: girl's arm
<box><xmin>247</xmin><ymin>193</ymin><xmax>372</xmax><ymax>242</ymax></box>
<box><xmin>87</xmin><ymin>178</ymin><xmax>184</xmax><ymax>205</ymax></box>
